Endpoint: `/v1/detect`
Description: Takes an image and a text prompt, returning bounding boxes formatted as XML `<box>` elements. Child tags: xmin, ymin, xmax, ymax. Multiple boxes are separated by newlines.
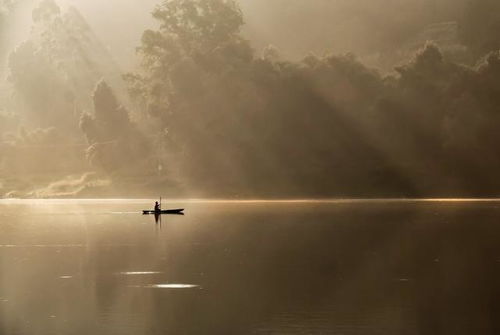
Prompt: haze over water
<box><xmin>0</xmin><ymin>199</ymin><xmax>500</xmax><ymax>334</ymax></box>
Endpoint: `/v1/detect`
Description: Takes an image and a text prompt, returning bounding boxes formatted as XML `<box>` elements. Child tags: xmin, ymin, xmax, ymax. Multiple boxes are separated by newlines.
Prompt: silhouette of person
<box><xmin>154</xmin><ymin>201</ymin><xmax>160</xmax><ymax>212</ymax></box>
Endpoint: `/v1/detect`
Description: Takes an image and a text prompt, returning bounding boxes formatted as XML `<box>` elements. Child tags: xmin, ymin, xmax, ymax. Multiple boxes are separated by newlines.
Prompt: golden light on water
<box><xmin>3</xmin><ymin>198</ymin><xmax>500</xmax><ymax>205</ymax></box>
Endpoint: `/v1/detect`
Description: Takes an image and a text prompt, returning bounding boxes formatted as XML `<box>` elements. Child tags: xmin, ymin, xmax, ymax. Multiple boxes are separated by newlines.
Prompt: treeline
<box><xmin>0</xmin><ymin>0</ymin><xmax>122</xmax><ymax>197</ymax></box>
<box><xmin>2</xmin><ymin>0</ymin><xmax>500</xmax><ymax>198</ymax></box>
<box><xmin>117</xmin><ymin>0</ymin><xmax>500</xmax><ymax>197</ymax></box>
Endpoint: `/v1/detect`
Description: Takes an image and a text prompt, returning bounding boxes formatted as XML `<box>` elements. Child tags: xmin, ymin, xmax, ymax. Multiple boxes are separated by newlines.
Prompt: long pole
<box><xmin>160</xmin><ymin>196</ymin><xmax>162</xmax><ymax>210</ymax></box>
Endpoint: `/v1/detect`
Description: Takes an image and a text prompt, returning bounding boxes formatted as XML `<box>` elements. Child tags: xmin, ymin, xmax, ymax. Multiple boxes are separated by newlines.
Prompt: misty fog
<box><xmin>1</xmin><ymin>0</ymin><xmax>500</xmax><ymax>198</ymax></box>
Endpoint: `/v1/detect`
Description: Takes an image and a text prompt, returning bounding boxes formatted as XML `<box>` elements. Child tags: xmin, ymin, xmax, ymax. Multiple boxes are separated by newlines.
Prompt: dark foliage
<box><xmin>126</xmin><ymin>0</ymin><xmax>500</xmax><ymax>197</ymax></box>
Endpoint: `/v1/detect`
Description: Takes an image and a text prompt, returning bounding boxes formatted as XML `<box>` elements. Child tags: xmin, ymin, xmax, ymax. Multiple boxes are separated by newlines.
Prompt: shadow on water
<box><xmin>1</xmin><ymin>201</ymin><xmax>500</xmax><ymax>334</ymax></box>
<box><xmin>151</xmin><ymin>211</ymin><xmax>185</xmax><ymax>227</ymax></box>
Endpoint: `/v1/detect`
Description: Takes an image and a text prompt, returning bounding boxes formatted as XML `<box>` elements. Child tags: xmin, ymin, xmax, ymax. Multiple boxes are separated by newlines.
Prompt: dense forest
<box><xmin>1</xmin><ymin>0</ymin><xmax>500</xmax><ymax>198</ymax></box>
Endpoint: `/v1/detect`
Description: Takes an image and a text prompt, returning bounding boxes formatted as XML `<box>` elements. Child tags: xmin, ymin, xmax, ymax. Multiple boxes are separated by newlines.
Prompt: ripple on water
<box><xmin>149</xmin><ymin>284</ymin><xmax>200</xmax><ymax>289</ymax></box>
<box><xmin>118</xmin><ymin>271</ymin><xmax>163</xmax><ymax>276</ymax></box>
<box><xmin>129</xmin><ymin>284</ymin><xmax>200</xmax><ymax>289</ymax></box>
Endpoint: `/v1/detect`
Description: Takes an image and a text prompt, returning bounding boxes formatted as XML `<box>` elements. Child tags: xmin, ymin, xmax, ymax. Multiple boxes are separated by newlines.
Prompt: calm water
<box><xmin>1</xmin><ymin>199</ymin><xmax>500</xmax><ymax>335</ymax></box>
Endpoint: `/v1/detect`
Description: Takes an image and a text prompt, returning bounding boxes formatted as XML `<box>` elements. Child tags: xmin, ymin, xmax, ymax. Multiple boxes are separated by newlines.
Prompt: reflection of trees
<box><xmin>127</xmin><ymin>204</ymin><xmax>500</xmax><ymax>334</ymax></box>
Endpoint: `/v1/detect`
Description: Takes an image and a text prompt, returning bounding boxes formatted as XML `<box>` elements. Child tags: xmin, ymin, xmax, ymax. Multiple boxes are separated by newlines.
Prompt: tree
<box><xmin>0</xmin><ymin>0</ymin><xmax>14</xmax><ymax>73</ymax></box>
<box><xmin>129</xmin><ymin>0</ymin><xmax>252</xmax><ymax>119</ymax></box>
<box><xmin>0</xmin><ymin>0</ymin><xmax>13</xmax><ymax>17</ymax></box>
<box><xmin>80</xmin><ymin>80</ymin><xmax>150</xmax><ymax>173</ymax></box>
<box><xmin>32</xmin><ymin>0</ymin><xmax>60</xmax><ymax>22</ymax></box>
<box><xmin>80</xmin><ymin>80</ymin><xmax>133</xmax><ymax>144</ymax></box>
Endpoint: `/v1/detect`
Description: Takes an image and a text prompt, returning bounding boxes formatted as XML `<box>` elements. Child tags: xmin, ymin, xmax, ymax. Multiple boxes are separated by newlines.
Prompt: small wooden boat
<box><xmin>142</xmin><ymin>209</ymin><xmax>184</xmax><ymax>215</ymax></box>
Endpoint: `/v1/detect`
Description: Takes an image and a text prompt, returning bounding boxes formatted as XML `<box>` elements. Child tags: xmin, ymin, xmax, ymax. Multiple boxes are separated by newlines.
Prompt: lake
<box><xmin>0</xmin><ymin>199</ymin><xmax>500</xmax><ymax>335</ymax></box>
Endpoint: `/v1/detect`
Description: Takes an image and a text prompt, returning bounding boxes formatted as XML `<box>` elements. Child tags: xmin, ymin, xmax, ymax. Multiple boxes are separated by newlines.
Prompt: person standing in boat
<box><xmin>154</xmin><ymin>201</ymin><xmax>160</xmax><ymax>212</ymax></box>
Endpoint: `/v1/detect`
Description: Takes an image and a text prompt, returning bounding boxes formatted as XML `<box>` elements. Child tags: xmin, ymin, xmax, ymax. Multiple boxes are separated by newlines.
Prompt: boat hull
<box><xmin>142</xmin><ymin>209</ymin><xmax>184</xmax><ymax>215</ymax></box>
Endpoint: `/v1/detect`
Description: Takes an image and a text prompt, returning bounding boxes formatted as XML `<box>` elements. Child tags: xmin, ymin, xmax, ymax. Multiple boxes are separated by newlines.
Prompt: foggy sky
<box><xmin>48</xmin><ymin>0</ymin><xmax>467</xmax><ymax>70</ymax></box>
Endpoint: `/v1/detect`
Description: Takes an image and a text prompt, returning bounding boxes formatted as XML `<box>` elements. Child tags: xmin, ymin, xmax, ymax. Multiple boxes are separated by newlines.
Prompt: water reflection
<box><xmin>146</xmin><ymin>211</ymin><xmax>184</xmax><ymax>225</ymax></box>
<box><xmin>131</xmin><ymin>284</ymin><xmax>200</xmax><ymax>289</ymax></box>
<box><xmin>118</xmin><ymin>272</ymin><xmax>163</xmax><ymax>276</ymax></box>
<box><xmin>0</xmin><ymin>200</ymin><xmax>499</xmax><ymax>334</ymax></box>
